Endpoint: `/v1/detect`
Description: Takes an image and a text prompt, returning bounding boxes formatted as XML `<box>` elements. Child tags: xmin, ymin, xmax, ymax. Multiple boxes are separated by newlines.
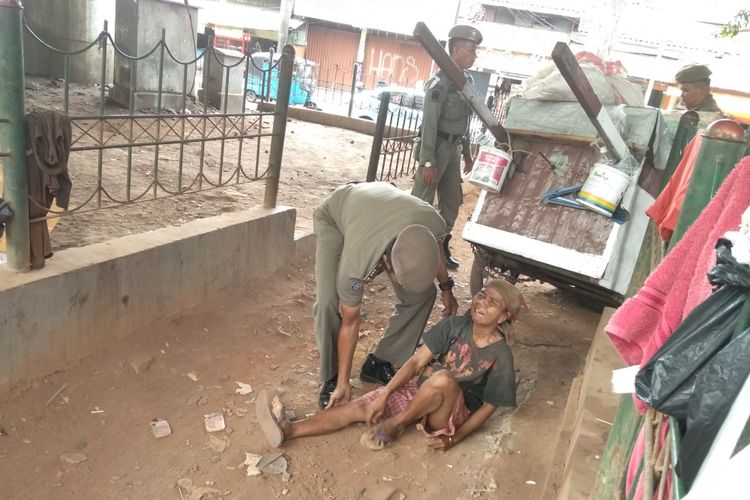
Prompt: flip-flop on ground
<box><xmin>256</xmin><ymin>389</ymin><xmax>285</xmax><ymax>448</ymax></box>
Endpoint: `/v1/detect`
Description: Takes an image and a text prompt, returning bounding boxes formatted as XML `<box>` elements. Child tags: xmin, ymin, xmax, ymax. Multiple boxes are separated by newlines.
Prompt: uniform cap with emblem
<box><xmin>675</xmin><ymin>63</ymin><xmax>712</xmax><ymax>83</ymax></box>
<box><xmin>448</xmin><ymin>24</ymin><xmax>483</xmax><ymax>45</ymax></box>
<box><xmin>390</xmin><ymin>224</ymin><xmax>440</xmax><ymax>293</ymax></box>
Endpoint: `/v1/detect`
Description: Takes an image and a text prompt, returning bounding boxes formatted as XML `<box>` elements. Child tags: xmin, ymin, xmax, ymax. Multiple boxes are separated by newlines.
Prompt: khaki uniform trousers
<box><xmin>411</xmin><ymin>137</ymin><xmax>463</xmax><ymax>232</ymax></box>
<box><xmin>313</xmin><ymin>207</ymin><xmax>437</xmax><ymax>382</ymax></box>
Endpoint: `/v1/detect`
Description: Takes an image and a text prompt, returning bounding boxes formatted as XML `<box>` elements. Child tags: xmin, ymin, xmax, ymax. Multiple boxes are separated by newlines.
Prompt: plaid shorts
<box><xmin>357</xmin><ymin>377</ymin><xmax>470</xmax><ymax>437</ymax></box>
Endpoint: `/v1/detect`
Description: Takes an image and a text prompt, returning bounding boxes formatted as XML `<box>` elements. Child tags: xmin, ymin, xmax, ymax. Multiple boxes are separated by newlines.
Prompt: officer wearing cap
<box><xmin>674</xmin><ymin>63</ymin><xmax>722</xmax><ymax>113</ymax></box>
<box><xmin>313</xmin><ymin>182</ymin><xmax>459</xmax><ymax>410</ymax></box>
<box><xmin>412</xmin><ymin>24</ymin><xmax>482</xmax><ymax>271</ymax></box>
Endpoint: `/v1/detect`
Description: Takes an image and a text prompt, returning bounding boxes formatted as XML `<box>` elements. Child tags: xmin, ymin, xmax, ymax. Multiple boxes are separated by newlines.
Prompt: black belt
<box><xmin>437</xmin><ymin>130</ymin><xmax>463</xmax><ymax>143</ymax></box>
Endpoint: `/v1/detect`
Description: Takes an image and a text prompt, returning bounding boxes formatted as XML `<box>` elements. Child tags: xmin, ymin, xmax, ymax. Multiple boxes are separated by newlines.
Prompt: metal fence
<box><xmin>313</xmin><ymin>62</ymin><xmax>428</xmax><ymax>120</ymax></box>
<box><xmin>22</xmin><ymin>20</ymin><xmax>288</xmax><ymax>216</ymax></box>
<box><xmin>0</xmin><ymin>2</ymin><xmax>293</xmax><ymax>270</ymax></box>
<box><xmin>366</xmin><ymin>87</ymin><xmax>513</xmax><ymax>183</ymax></box>
<box><xmin>366</xmin><ymin>91</ymin><xmax>421</xmax><ymax>182</ymax></box>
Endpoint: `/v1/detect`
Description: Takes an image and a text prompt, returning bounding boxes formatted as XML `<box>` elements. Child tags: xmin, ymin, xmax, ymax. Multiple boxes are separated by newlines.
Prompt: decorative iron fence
<box><xmin>21</xmin><ymin>19</ymin><xmax>289</xmax><ymax>221</ymax></box>
<box><xmin>366</xmin><ymin>91</ymin><xmax>421</xmax><ymax>182</ymax></box>
<box><xmin>366</xmin><ymin>89</ymin><xmax>510</xmax><ymax>183</ymax></box>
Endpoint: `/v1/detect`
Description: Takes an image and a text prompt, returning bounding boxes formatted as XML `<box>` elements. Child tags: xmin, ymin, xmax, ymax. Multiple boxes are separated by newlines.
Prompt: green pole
<box><xmin>661</xmin><ymin>111</ymin><xmax>699</xmax><ymax>190</ymax></box>
<box><xmin>0</xmin><ymin>0</ymin><xmax>30</xmax><ymax>271</ymax></box>
<box><xmin>668</xmin><ymin>133</ymin><xmax>747</xmax><ymax>252</ymax></box>
<box><xmin>263</xmin><ymin>44</ymin><xmax>295</xmax><ymax>209</ymax></box>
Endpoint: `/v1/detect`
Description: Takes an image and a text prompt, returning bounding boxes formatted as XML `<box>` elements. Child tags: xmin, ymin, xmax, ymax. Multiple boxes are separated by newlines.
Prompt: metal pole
<box><xmin>347</xmin><ymin>62</ymin><xmax>358</xmax><ymax>117</ymax></box>
<box><xmin>0</xmin><ymin>0</ymin><xmax>30</xmax><ymax>271</ymax></box>
<box><xmin>366</xmin><ymin>91</ymin><xmax>390</xmax><ymax>182</ymax></box>
<box><xmin>263</xmin><ymin>44</ymin><xmax>295</xmax><ymax>209</ymax></box>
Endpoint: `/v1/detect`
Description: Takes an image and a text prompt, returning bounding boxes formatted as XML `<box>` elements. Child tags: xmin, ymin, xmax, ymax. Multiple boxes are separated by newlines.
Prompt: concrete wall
<box><xmin>0</xmin><ymin>206</ymin><xmax>312</xmax><ymax>389</ymax></box>
<box><xmin>111</xmin><ymin>0</ymin><xmax>200</xmax><ymax>110</ymax></box>
<box><xmin>23</xmin><ymin>0</ymin><xmax>115</xmax><ymax>84</ymax></box>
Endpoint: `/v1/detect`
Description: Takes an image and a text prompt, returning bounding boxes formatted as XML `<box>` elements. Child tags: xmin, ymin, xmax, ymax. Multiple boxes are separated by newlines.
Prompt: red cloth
<box><xmin>576</xmin><ymin>51</ymin><xmax>624</xmax><ymax>76</ymax></box>
<box><xmin>358</xmin><ymin>377</ymin><xmax>470</xmax><ymax>436</ymax></box>
<box><xmin>646</xmin><ymin>135</ymin><xmax>703</xmax><ymax>241</ymax></box>
<box><xmin>607</xmin><ymin>157</ymin><xmax>750</xmax><ymax>411</ymax></box>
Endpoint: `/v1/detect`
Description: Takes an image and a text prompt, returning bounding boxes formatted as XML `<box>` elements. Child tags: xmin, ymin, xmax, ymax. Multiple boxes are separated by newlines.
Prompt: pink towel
<box><xmin>607</xmin><ymin>157</ymin><xmax>750</xmax><ymax>411</ymax></box>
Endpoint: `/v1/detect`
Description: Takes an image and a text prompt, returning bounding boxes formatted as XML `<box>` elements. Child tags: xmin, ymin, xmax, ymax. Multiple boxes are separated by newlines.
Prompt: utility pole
<box><xmin>278</xmin><ymin>0</ymin><xmax>293</xmax><ymax>49</ymax></box>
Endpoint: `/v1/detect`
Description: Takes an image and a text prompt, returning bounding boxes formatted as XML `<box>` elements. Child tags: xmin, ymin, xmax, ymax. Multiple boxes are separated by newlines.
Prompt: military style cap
<box><xmin>448</xmin><ymin>24</ymin><xmax>483</xmax><ymax>45</ymax></box>
<box><xmin>675</xmin><ymin>63</ymin><xmax>712</xmax><ymax>83</ymax></box>
<box><xmin>390</xmin><ymin>224</ymin><xmax>439</xmax><ymax>294</ymax></box>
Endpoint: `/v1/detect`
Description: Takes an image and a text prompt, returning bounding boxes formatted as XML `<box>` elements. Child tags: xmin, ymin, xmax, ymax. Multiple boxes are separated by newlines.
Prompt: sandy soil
<box><xmin>0</xmin><ymin>79</ymin><xmax>602</xmax><ymax>499</ymax></box>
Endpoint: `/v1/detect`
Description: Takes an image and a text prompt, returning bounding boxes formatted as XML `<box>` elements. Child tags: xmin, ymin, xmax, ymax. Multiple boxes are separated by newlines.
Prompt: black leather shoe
<box><xmin>318</xmin><ymin>374</ymin><xmax>337</xmax><ymax>410</ymax></box>
<box><xmin>443</xmin><ymin>235</ymin><xmax>459</xmax><ymax>270</ymax></box>
<box><xmin>360</xmin><ymin>354</ymin><xmax>396</xmax><ymax>386</ymax></box>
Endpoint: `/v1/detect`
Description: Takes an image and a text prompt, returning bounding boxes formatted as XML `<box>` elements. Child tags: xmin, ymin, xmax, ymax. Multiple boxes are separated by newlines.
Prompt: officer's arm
<box><xmin>419</xmin><ymin>80</ymin><xmax>445</xmax><ymax>165</ymax></box>
<box><xmin>435</xmin><ymin>245</ymin><xmax>458</xmax><ymax>317</ymax></box>
<box><xmin>335</xmin><ymin>303</ymin><xmax>361</xmax><ymax>391</ymax></box>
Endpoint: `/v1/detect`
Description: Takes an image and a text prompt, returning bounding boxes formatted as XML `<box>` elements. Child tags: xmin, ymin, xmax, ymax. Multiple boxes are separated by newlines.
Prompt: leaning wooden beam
<box><xmin>412</xmin><ymin>22</ymin><xmax>508</xmax><ymax>143</ymax></box>
<box><xmin>550</xmin><ymin>42</ymin><xmax>629</xmax><ymax>162</ymax></box>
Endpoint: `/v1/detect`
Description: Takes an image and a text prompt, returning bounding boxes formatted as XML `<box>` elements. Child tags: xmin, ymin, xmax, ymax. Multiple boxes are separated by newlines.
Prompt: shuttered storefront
<box><xmin>306</xmin><ymin>26</ymin><xmax>359</xmax><ymax>90</ymax></box>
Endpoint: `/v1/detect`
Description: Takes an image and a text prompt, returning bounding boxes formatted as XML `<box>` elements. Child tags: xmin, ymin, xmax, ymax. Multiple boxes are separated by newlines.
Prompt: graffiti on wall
<box><xmin>367</xmin><ymin>48</ymin><xmax>421</xmax><ymax>87</ymax></box>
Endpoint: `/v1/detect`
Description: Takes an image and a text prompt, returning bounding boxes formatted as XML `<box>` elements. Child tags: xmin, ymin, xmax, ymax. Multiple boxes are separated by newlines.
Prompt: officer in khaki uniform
<box><xmin>674</xmin><ymin>63</ymin><xmax>722</xmax><ymax>113</ymax></box>
<box><xmin>412</xmin><ymin>24</ymin><xmax>482</xmax><ymax>270</ymax></box>
<box><xmin>313</xmin><ymin>182</ymin><xmax>459</xmax><ymax>410</ymax></box>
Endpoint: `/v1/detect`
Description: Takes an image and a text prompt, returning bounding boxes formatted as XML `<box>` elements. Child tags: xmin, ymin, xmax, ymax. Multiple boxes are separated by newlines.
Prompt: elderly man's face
<box><xmin>679</xmin><ymin>81</ymin><xmax>710</xmax><ymax>110</ymax></box>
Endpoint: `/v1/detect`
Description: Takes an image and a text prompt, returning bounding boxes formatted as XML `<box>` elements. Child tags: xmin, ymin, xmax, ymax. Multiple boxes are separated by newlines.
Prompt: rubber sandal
<box><xmin>256</xmin><ymin>389</ymin><xmax>284</xmax><ymax>447</ymax></box>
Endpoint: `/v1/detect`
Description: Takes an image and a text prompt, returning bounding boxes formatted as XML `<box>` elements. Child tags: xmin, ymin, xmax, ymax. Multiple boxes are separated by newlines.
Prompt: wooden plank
<box><xmin>504</xmin><ymin>127</ymin><xmax>596</xmax><ymax>145</ymax></box>
<box><xmin>550</xmin><ymin>42</ymin><xmax>629</xmax><ymax>162</ymax></box>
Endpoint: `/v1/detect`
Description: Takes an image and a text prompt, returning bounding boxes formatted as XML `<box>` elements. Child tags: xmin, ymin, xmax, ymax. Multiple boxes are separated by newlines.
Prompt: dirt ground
<box><xmin>0</xmin><ymin>79</ymin><xmax>602</xmax><ymax>499</ymax></box>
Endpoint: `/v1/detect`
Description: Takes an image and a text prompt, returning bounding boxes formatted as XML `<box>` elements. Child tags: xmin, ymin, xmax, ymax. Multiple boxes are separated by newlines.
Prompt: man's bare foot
<box><xmin>256</xmin><ymin>389</ymin><xmax>285</xmax><ymax>447</ymax></box>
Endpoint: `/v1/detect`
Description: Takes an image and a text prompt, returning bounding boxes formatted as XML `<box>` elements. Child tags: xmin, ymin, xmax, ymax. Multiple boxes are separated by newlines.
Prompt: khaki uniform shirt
<box><xmin>690</xmin><ymin>95</ymin><xmax>722</xmax><ymax>113</ymax></box>
<box><xmin>418</xmin><ymin>70</ymin><xmax>473</xmax><ymax>165</ymax></box>
<box><xmin>320</xmin><ymin>182</ymin><xmax>448</xmax><ymax>307</ymax></box>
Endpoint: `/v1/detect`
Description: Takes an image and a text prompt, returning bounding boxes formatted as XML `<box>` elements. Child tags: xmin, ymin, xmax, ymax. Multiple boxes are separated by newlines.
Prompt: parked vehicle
<box><xmin>352</xmin><ymin>86</ymin><xmax>424</xmax><ymax>127</ymax></box>
<box><xmin>246</xmin><ymin>52</ymin><xmax>318</xmax><ymax>106</ymax></box>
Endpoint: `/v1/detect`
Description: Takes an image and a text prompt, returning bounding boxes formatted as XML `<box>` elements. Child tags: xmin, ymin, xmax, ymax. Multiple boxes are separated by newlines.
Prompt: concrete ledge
<box><xmin>542</xmin><ymin>307</ymin><xmax>625</xmax><ymax>499</ymax></box>
<box><xmin>259</xmin><ymin>102</ymin><xmax>377</xmax><ymax>136</ymax></box>
<box><xmin>294</xmin><ymin>231</ymin><xmax>316</xmax><ymax>261</ymax></box>
<box><xmin>0</xmin><ymin>206</ymin><xmax>298</xmax><ymax>388</ymax></box>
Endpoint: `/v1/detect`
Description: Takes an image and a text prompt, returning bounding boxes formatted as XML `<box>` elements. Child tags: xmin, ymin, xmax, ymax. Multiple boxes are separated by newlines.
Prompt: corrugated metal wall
<box><xmin>362</xmin><ymin>37</ymin><xmax>432</xmax><ymax>89</ymax></box>
<box><xmin>306</xmin><ymin>26</ymin><xmax>358</xmax><ymax>89</ymax></box>
<box><xmin>306</xmin><ymin>26</ymin><xmax>434</xmax><ymax>91</ymax></box>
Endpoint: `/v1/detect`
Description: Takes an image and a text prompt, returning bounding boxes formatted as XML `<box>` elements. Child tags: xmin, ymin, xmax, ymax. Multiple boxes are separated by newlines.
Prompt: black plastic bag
<box><xmin>635</xmin><ymin>241</ymin><xmax>750</xmax><ymax>417</ymax></box>
<box><xmin>677</xmin><ymin>326</ymin><xmax>750</xmax><ymax>488</ymax></box>
<box><xmin>0</xmin><ymin>198</ymin><xmax>14</xmax><ymax>238</ymax></box>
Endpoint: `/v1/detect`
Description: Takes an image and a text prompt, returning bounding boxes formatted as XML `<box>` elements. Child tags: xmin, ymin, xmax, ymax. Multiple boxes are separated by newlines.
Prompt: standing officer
<box><xmin>674</xmin><ymin>63</ymin><xmax>722</xmax><ymax>113</ymax></box>
<box><xmin>412</xmin><ymin>24</ymin><xmax>482</xmax><ymax>270</ymax></box>
<box><xmin>314</xmin><ymin>182</ymin><xmax>459</xmax><ymax>410</ymax></box>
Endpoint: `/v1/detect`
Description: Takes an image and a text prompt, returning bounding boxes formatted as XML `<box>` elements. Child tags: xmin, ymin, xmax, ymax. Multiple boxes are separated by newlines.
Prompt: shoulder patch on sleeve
<box><xmin>430</xmin><ymin>87</ymin><xmax>442</xmax><ymax>102</ymax></box>
<box><xmin>348</xmin><ymin>279</ymin><xmax>366</xmax><ymax>296</ymax></box>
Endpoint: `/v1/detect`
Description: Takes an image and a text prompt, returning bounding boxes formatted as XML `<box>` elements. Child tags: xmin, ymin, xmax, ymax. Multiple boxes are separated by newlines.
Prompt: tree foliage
<box><xmin>718</xmin><ymin>9</ymin><xmax>750</xmax><ymax>38</ymax></box>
